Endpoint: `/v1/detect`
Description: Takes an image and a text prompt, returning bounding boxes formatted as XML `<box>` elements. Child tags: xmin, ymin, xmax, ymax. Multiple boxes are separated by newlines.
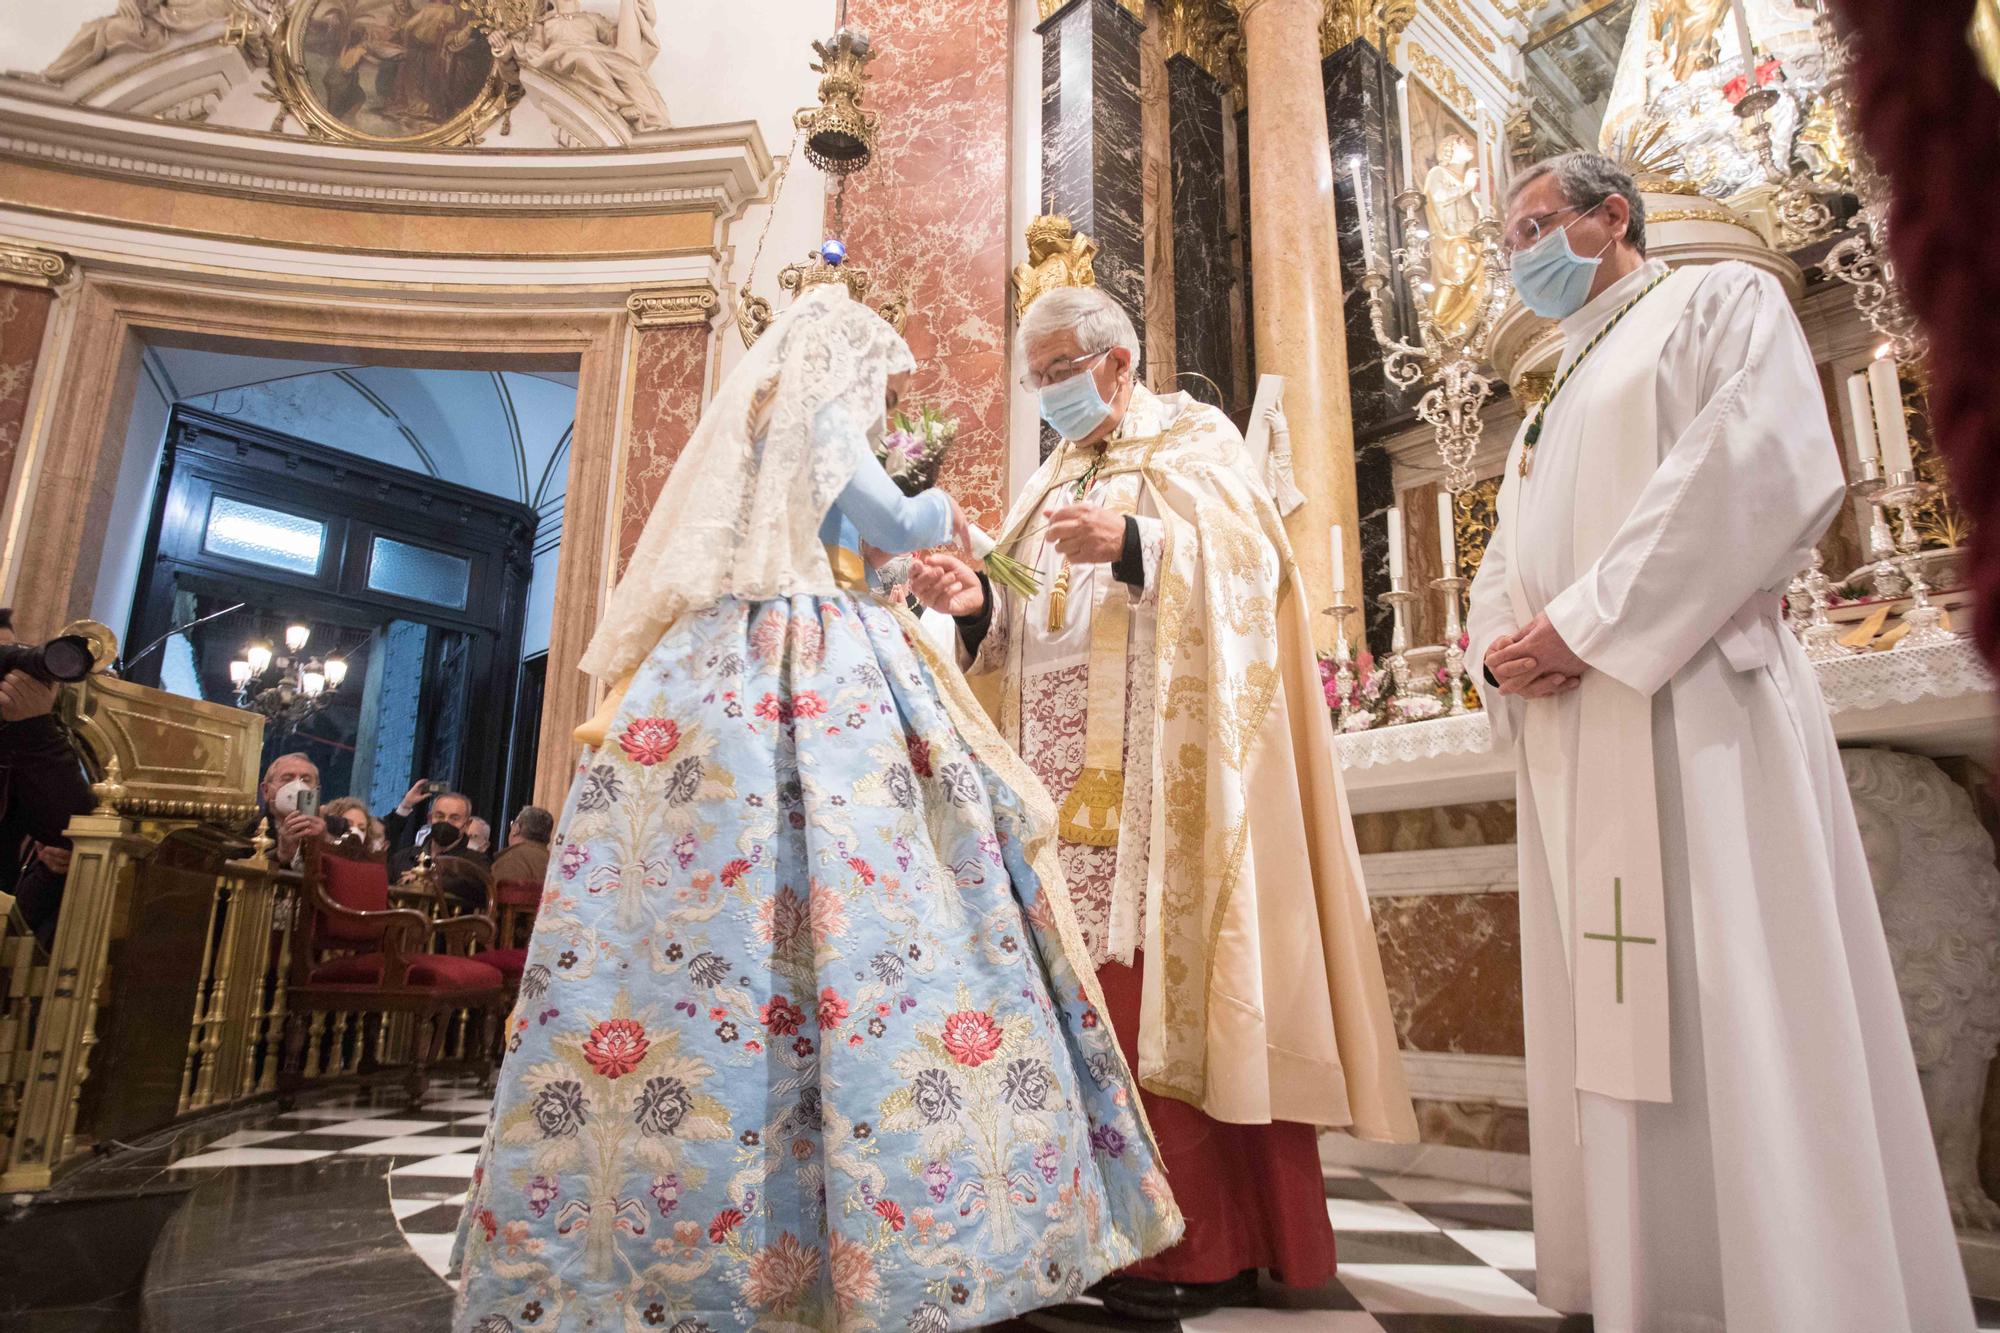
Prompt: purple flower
<box><xmin>649</xmin><ymin>1173</ymin><xmax>681</xmax><ymax>1217</ymax></box>
<box><xmin>924</xmin><ymin>1159</ymin><xmax>954</xmax><ymax>1202</ymax></box>
<box><xmin>525</xmin><ymin>1174</ymin><xmax>560</xmax><ymax>1217</ymax></box>
<box><xmin>1034</xmin><ymin>1142</ymin><xmax>1061</xmax><ymax>1184</ymax></box>
<box><xmin>1089</xmin><ymin>1123</ymin><xmax>1126</xmax><ymax>1158</ymax></box>
<box><xmin>673</xmin><ymin>833</ymin><xmax>698</xmax><ymax>870</ymax></box>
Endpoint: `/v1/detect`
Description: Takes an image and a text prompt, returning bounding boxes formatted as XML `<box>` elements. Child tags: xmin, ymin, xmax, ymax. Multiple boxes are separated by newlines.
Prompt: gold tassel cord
<box><xmin>1045</xmin><ymin>562</ymin><xmax>1072</xmax><ymax>634</ymax></box>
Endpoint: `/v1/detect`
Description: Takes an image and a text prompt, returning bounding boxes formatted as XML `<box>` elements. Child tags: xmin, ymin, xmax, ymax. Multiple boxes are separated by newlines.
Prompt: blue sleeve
<box><xmin>830</xmin><ymin>455</ymin><xmax>953</xmax><ymax>554</ymax></box>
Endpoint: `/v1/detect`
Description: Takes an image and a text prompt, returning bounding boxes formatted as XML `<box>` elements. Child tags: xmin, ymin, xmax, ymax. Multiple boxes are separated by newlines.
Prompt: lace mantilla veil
<box><xmin>580</xmin><ymin>284</ymin><xmax>917</xmax><ymax>679</ymax></box>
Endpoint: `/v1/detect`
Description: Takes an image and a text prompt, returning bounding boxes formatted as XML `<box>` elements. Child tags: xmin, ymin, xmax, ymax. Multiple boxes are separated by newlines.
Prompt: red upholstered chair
<box><xmin>475</xmin><ymin>878</ymin><xmax>543</xmax><ymax>985</ymax></box>
<box><xmin>281</xmin><ymin>840</ymin><xmax>505</xmax><ymax>1104</ymax></box>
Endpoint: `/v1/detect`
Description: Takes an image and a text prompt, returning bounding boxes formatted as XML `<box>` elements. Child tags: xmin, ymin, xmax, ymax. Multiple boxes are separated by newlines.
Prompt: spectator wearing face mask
<box><xmin>491</xmin><ymin>805</ymin><xmax>553</xmax><ymax>887</ymax></box>
<box><xmin>387</xmin><ymin>786</ymin><xmax>487</xmax><ymax>880</ymax></box>
<box><xmin>319</xmin><ymin>797</ymin><xmax>385</xmax><ymax>855</ymax></box>
<box><xmin>256</xmin><ymin>753</ymin><xmax>348</xmax><ymax>867</ymax></box>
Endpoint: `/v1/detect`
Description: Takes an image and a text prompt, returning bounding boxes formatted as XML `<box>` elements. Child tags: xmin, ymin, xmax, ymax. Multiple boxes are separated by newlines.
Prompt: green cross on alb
<box><xmin>1583</xmin><ymin>877</ymin><xmax>1658</xmax><ymax>1004</ymax></box>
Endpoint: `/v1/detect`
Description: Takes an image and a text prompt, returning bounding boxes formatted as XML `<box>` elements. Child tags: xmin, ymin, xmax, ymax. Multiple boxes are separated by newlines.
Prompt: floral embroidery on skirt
<box><xmin>453</xmin><ymin>595</ymin><xmax>1179</xmax><ymax>1333</ymax></box>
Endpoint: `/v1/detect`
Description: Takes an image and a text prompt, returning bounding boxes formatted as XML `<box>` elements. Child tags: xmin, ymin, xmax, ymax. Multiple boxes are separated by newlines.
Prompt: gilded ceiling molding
<box><xmin>1320</xmin><ymin>0</ymin><xmax>1416</xmax><ymax>60</ymax></box>
<box><xmin>627</xmin><ymin>283</ymin><xmax>722</xmax><ymax>330</ymax></box>
<box><xmin>1432</xmin><ymin>0</ymin><xmax>1498</xmax><ymax>54</ymax></box>
<box><xmin>1160</xmin><ymin>0</ymin><xmax>1244</xmax><ymax>84</ymax></box>
<box><xmin>1406</xmin><ymin>40</ymin><xmax>1478</xmax><ymax>118</ymax></box>
<box><xmin>0</xmin><ymin>242</ymin><xmax>71</xmax><ymax>291</ymax></box>
<box><xmin>1038</xmin><ymin>0</ymin><xmax>1144</xmax><ymax>19</ymax></box>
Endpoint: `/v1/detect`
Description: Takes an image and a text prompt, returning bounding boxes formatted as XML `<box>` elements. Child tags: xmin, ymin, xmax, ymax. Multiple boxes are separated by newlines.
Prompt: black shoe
<box><xmin>1096</xmin><ymin>1269</ymin><xmax>1259</xmax><ymax>1320</ymax></box>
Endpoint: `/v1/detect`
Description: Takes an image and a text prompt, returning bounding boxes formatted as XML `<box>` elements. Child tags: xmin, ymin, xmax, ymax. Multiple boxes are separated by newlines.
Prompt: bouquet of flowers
<box><xmin>874</xmin><ymin>404</ymin><xmax>1039</xmax><ymax>598</ymax></box>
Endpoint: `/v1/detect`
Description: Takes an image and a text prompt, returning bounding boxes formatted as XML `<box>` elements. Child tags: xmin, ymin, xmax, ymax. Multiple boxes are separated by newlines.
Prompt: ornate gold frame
<box><xmin>264</xmin><ymin>0</ymin><xmax>520</xmax><ymax>148</ymax></box>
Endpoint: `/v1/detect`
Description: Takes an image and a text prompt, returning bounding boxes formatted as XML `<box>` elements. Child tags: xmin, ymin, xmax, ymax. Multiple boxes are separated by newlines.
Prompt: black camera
<box><xmin>0</xmin><ymin>635</ymin><xmax>94</xmax><ymax>684</ymax></box>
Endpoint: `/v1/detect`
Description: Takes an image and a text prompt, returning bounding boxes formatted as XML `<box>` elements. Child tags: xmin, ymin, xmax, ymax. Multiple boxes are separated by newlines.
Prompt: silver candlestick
<box><xmin>1321</xmin><ymin>600</ymin><xmax>1361</xmax><ymax>732</ymax></box>
<box><xmin>1380</xmin><ymin>585</ymin><xmax>1441</xmax><ymax>722</ymax></box>
<box><xmin>1431</xmin><ymin>573</ymin><xmax>1470</xmax><ymax>715</ymax></box>
<box><xmin>1797</xmin><ymin>547</ymin><xmax>1854</xmax><ymax>662</ymax></box>
<box><xmin>1875</xmin><ymin>471</ymin><xmax>1955</xmax><ymax>649</ymax></box>
<box><xmin>1847</xmin><ymin>473</ymin><xmax>1905</xmax><ymax>601</ymax></box>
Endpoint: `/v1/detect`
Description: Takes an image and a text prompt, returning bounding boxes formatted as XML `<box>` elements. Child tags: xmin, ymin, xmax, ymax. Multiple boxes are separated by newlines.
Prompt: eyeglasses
<box><xmin>1501</xmin><ymin>199</ymin><xmax>1603</xmax><ymax>256</ymax></box>
<box><xmin>1019</xmin><ymin>347</ymin><xmax>1109</xmax><ymax>393</ymax></box>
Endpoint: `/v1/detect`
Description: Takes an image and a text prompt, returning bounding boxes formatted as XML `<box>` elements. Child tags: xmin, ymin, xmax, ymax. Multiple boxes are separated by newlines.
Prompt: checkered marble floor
<box><xmin>155</xmin><ymin>1082</ymin><xmax>2000</xmax><ymax>1333</ymax></box>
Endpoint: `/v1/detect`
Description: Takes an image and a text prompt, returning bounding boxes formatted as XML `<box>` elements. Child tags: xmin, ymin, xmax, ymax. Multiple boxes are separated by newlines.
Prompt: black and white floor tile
<box><xmin>22</xmin><ymin>1078</ymin><xmax>2000</xmax><ymax>1333</ymax></box>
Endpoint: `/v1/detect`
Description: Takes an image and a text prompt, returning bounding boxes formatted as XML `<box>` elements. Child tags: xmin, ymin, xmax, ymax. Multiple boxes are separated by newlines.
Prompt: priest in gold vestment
<box><xmin>912</xmin><ymin>286</ymin><xmax>1414</xmax><ymax>1319</ymax></box>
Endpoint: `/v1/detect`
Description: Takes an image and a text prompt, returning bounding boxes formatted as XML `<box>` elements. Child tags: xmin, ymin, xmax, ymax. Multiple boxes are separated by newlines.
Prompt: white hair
<box><xmin>1017</xmin><ymin>286</ymin><xmax>1141</xmax><ymax>373</ymax></box>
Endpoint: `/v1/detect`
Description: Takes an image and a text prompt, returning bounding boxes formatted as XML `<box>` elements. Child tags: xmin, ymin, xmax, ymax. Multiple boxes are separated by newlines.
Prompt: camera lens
<box><xmin>42</xmin><ymin>636</ymin><xmax>94</xmax><ymax>683</ymax></box>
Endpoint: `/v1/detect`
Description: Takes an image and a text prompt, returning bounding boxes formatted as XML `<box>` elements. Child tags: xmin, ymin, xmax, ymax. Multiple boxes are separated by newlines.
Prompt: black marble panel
<box><xmin>1167</xmin><ymin>56</ymin><xmax>1237</xmax><ymax>419</ymax></box>
<box><xmin>1234</xmin><ymin>104</ymin><xmax>1256</xmax><ymax>401</ymax></box>
<box><xmin>1039</xmin><ymin>0</ymin><xmax>1147</xmax><ymax>348</ymax></box>
<box><xmin>1324</xmin><ymin>38</ymin><xmax>1416</xmax><ymax>441</ymax></box>
<box><xmin>1358</xmin><ymin>437</ymin><xmax>1398</xmax><ymax>657</ymax></box>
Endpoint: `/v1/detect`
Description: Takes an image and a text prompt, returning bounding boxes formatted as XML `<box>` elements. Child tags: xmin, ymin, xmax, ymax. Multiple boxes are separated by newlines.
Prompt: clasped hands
<box><xmin>908</xmin><ymin>504</ymin><xmax>1120</xmax><ymax>618</ymax></box>
<box><xmin>1484</xmin><ymin>611</ymin><xmax>1588</xmax><ymax>699</ymax></box>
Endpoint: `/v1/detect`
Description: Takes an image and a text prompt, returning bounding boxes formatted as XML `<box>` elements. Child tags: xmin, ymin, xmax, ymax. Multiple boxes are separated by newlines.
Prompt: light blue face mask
<box><xmin>1509</xmin><ymin>201</ymin><xmax>1611</xmax><ymax>319</ymax></box>
<box><xmin>1037</xmin><ymin>350</ymin><xmax>1114</xmax><ymax>440</ymax></box>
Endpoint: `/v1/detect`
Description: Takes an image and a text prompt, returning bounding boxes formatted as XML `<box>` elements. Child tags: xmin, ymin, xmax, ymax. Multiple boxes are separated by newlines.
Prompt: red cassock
<box><xmin>1097</xmin><ymin>955</ymin><xmax>1337</xmax><ymax>1286</ymax></box>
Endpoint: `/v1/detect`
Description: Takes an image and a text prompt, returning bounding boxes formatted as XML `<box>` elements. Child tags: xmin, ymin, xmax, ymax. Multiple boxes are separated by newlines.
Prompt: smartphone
<box><xmin>293</xmin><ymin>785</ymin><xmax>320</xmax><ymax>819</ymax></box>
<box><xmin>424</xmin><ymin>780</ymin><xmax>446</xmax><ymax>796</ymax></box>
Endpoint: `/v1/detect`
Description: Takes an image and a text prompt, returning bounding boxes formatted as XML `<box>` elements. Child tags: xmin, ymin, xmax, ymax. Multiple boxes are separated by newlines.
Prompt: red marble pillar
<box><xmin>831</xmin><ymin>0</ymin><xmax>1014</xmax><ymax>529</ymax></box>
<box><xmin>618</xmin><ymin>320</ymin><xmax>712</xmax><ymax>576</ymax></box>
<box><xmin>0</xmin><ymin>280</ymin><xmax>56</xmax><ymax>522</ymax></box>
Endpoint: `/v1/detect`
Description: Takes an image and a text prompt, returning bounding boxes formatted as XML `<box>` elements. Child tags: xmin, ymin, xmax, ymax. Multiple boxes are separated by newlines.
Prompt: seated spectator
<box><xmin>319</xmin><ymin>796</ymin><xmax>386</xmax><ymax>856</ymax></box>
<box><xmin>490</xmin><ymin>805</ymin><xmax>553</xmax><ymax>887</ymax></box>
<box><xmin>466</xmin><ymin>816</ymin><xmax>492</xmax><ymax>856</ymax></box>
<box><xmin>256</xmin><ymin>753</ymin><xmax>335</xmax><ymax>866</ymax></box>
<box><xmin>0</xmin><ymin>609</ymin><xmax>94</xmax><ymax>944</ymax></box>
<box><xmin>384</xmin><ymin>782</ymin><xmax>489</xmax><ymax>877</ymax></box>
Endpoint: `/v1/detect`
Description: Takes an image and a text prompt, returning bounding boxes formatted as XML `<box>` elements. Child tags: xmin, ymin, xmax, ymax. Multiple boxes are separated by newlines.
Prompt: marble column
<box><xmin>1040</xmin><ymin>0</ymin><xmax>1147</xmax><ymax>347</ymax></box>
<box><xmin>617</xmin><ymin>286</ymin><xmax>718</xmax><ymax>576</ymax></box>
<box><xmin>1168</xmin><ymin>55</ymin><xmax>1237</xmax><ymax>417</ymax></box>
<box><xmin>839</xmin><ymin>0</ymin><xmax>1014</xmax><ymax>525</ymax></box>
<box><xmin>0</xmin><ymin>246</ymin><xmax>65</xmax><ymax>526</ymax></box>
<box><xmin>1324</xmin><ymin>38</ymin><xmax>1408</xmax><ymax>654</ymax></box>
<box><xmin>1232</xmin><ymin>104</ymin><xmax>1257</xmax><ymax>401</ymax></box>
<box><xmin>1235</xmin><ymin>0</ymin><xmax>1358</xmax><ymax>652</ymax></box>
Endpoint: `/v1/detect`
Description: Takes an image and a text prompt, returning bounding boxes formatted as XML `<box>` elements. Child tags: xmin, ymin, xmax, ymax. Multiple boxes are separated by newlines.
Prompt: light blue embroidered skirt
<box><xmin>453</xmin><ymin>594</ymin><xmax>1179</xmax><ymax>1333</ymax></box>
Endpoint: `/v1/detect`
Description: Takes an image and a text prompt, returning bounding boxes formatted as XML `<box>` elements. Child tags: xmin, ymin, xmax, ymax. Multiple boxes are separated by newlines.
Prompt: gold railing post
<box><xmin>1</xmin><ymin>791</ymin><xmax>139</xmax><ymax>1190</ymax></box>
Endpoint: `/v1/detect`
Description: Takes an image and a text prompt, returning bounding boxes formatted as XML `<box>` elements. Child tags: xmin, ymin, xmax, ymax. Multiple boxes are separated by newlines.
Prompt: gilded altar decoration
<box><xmin>230</xmin><ymin>0</ymin><xmax>528</xmax><ymax>146</ymax></box>
<box><xmin>1012</xmin><ymin>214</ymin><xmax>1099</xmax><ymax>318</ymax></box>
<box><xmin>797</xmin><ymin>27</ymin><xmax>878</xmax><ymax>176</ymax></box>
<box><xmin>1421</xmin><ymin>132</ymin><xmax>1488</xmax><ymax>339</ymax></box>
<box><xmin>0</xmin><ymin>244</ymin><xmax>72</xmax><ymax>291</ymax></box>
<box><xmin>1452</xmin><ymin>477</ymin><xmax>1501</xmax><ymax>584</ymax></box>
<box><xmin>1599</xmin><ymin>0</ymin><xmax>1829</xmax><ymax>201</ymax></box>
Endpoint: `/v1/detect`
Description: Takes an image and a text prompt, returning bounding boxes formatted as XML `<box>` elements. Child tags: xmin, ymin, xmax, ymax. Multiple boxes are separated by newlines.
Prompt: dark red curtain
<box><xmin>1826</xmin><ymin>0</ymin><xmax>2000</xmax><ymax>667</ymax></box>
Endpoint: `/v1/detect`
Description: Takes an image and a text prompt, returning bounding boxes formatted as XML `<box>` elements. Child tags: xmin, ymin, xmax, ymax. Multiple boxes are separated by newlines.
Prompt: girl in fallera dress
<box><xmin>452</xmin><ymin>284</ymin><xmax>1182</xmax><ymax>1333</ymax></box>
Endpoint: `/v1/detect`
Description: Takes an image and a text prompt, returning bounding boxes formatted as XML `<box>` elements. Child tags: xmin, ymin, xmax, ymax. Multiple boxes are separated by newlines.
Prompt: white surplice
<box><xmin>1466</xmin><ymin>259</ymin><xmax>1973</xmax><ymax>1333</ymax></box>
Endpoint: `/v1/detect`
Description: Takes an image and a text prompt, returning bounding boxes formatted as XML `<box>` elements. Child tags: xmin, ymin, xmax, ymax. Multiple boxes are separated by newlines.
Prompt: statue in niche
<box><xmin>519</xmin><ymin>0</ymin><xmax>671</xmax><ymax>133</ymax></box>
<box><xmin>1843</xmin><ymin>748</ymin><xmax>2000</xmax><ymax>1231</ymax></box>
<box><xmin>1012</xmin><ymin>214</ymin><xmax>1099</xmax><ymax>318</ymax></box>
<box><xmin>37</xmin><ymin>0</ymin><xmax>234</xmax><ymax>85</ymax></box>
<box><xmin>1421</xmin><ymin>132</ymin><xmax>1487</xmax><ymax>339</ymax></box>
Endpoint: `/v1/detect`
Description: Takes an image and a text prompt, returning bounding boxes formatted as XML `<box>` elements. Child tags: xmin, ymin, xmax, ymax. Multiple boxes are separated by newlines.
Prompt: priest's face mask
<box><xmin>1022</xmin><ymin>331</ymin><xmax>1132</xmax><ymax>443</ymax></box>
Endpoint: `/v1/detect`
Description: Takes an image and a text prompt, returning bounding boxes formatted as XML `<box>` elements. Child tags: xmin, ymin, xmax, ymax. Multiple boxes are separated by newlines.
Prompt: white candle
<box><xmin>1348</xmin><ymin>156</ymin><xmax>1376</xmax><ymax>269</ymax></box>
<box><xmin>1868</xmin><ymin>356</ymin><xmax>1913</xmax><ymax>476</ymax></box>
<box><xmin>1386</xmin><ymin>505</ymin><xmax>1405</xmax><ymax>584</ymax></box>
<box><xmin>1437</xmin><ymin>490</ymin><xmax>1457</xmax><ymax>576</ymax></box>
<box><xmin>1330</xmin><ymin>523</ymin><xmax>1346</xmax><ymax>599</ymax></box>
<box><xmin>1845</xmin><ymin>371</ymin><xmax>1880</xmax><ymax>475</ymax></box>
<box><xmin>1729</xmin><ymin>0</ymin><xmax>1757</xmax><ymax>80</ymax></box>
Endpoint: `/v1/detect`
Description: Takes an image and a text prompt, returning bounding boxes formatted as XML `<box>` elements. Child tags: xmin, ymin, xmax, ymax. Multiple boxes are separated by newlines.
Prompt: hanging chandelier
<box><xmin>736</xmin><ymin>26</ymin><xmax>903</xmax><ymax>346</ymax></box>
<box><xmin>230</xmin><ymin>622</ymin><xmax>347</xmax><ymax>735</ymax></box>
